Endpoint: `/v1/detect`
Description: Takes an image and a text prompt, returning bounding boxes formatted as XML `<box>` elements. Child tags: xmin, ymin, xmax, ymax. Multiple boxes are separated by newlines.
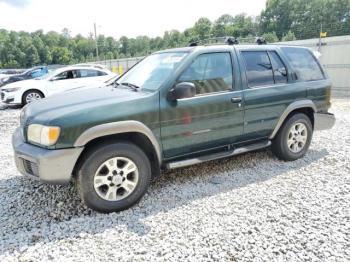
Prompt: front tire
<box><xmin>77</xmin><ymin>142</ymin><xmax>152</xmax><ymax>213</ymax></box>
<box><xmin>22</xmin><ymin>90</ymin><xmax>44</xmax><ymax>105</ymax></box>
<box><xmin>271</xmin><ymin>113</ymin><xmax>313</xmax><ymax>161</ymax></box>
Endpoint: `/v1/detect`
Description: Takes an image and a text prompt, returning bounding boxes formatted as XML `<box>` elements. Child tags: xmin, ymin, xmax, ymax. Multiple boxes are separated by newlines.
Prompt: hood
<box><xmin>1</xmin><ymin>78</ymin><xmax>39</xmax><ymax>89</ymax></box>
<box><xmin>22</xmin><ymin>86</ymin><xmax>153</xmax><ymax>126</ymax></box>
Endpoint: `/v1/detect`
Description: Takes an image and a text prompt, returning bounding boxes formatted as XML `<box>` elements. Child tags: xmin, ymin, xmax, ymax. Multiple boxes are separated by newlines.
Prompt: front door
<box><xmin>160</xmin><ymin>52</ymin><xmax>244</xmax><ymax>159</ymax></box>
<box><xmin>47</xmin><ymin>70</ymin><xmax>81</xmax><ymax>96</ymax></box>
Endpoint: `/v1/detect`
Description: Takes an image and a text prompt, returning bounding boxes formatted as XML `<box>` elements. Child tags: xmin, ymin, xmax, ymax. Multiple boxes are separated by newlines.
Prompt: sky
<box><xmin>0</xmin><ymin>0</ymin><xmax>266</xmax><ymax>38</ymax></box>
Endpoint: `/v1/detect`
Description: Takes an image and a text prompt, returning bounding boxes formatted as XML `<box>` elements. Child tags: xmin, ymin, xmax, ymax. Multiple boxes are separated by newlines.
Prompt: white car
<box><xmin>0</xmin><ymin>66</ymin><xmax>115</xmax><ymax>106</ymax></box>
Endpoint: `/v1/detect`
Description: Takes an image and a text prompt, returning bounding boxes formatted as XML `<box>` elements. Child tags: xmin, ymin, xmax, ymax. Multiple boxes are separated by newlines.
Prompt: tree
<box><xmin>262</xmin><ymin>31</ymin><xmax>279</xmax><ymax>43</ymax></box>
<box><xmin>281</xmin><ymin>30</ymin><xmax>296</xmax><ymax>41</ymax></box>
<box><xmin>25</xmin><ymin>44</ymin><xmax>39</xmax><ymax>66</ymax></box>
<box><xmin>51</xmin><ymin>47</ymin><xmax>72</xmax><ymax>64</ymax></box>
<box><xmin>192</xmin><ymin>17</ymin><xmax>212</xmax><ymax>40</ymax></box>
<box><xmin>260</xmin><ymin>0</ymin><xmax>350</xmax><ymax>39</ymax></box>
<box><xmin>211</xmin><ymin>14</ymin><xmax>234</xmax><ymax>37</ymax></box>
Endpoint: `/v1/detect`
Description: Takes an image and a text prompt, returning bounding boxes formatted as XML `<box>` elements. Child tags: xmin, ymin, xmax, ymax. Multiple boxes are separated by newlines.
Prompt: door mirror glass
<box><xmin>168</xmin><ymin>82</ymin><xmax>196</xmax><ymax>101</ymax></box>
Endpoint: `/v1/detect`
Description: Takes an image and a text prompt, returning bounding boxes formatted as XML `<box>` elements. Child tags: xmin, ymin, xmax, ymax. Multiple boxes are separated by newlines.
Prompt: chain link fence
<box><xmin>92</xmin><ymin>56</ymin><xmax>144</xmax><ymax>75</ymax></box>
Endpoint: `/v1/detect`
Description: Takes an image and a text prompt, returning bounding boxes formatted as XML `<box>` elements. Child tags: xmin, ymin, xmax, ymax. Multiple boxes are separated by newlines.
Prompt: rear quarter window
<box><xmin>281</xmin><ymin>47</ymin><xmax>324</xmax><ymax>81</ymax></box>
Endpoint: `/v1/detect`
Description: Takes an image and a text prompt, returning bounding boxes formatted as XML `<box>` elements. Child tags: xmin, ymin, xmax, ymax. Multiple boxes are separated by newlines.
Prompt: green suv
<box><xmin>12</xmin><ymin>43</ymin><xmax>335</xmax><ymax>212</ymax></box>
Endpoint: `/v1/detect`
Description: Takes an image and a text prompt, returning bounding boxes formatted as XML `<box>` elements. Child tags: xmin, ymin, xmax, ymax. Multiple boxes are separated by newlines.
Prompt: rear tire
<box><xmin>22</xmin><ymin>90</ymin><xmax>44</xmax><ymax>105</ymax></box>
<box><xmin>77</xmin><ymin>142</ymin><xmax>152</xmax><ymax>213</ymax></box>
<box><xmin>271</xmin><ymin>113</ymin><xmax>313</xmax><ymax>161</ymax></box>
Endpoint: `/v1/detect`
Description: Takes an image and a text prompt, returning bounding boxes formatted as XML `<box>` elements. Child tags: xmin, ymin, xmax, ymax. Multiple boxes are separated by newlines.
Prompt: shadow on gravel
<box><xmin>0</xmin><ymin>103</ymin><xmax>21</xmax><ymax>110</ymax></box>
<box><xmin>0</xmin><ymin>148</ymin><xmax>329</xmax><ymax>254</ymax></box>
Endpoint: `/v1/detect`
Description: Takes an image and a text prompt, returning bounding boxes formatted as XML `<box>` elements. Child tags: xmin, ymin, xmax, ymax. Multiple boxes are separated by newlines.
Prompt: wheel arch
<box><xmin>73</xmin><ymin>121</ymin><xmax>162</xmax><ymax>178</ymax></box>
<box><xmin>269</xmin><ymin>100</ymin><xmax>316</xmax><ymax>139</ymax></box>
<box><xmin>22</xmin><ymin>89</ymin><xmax>45</xmax><ymax>103</ymax></box>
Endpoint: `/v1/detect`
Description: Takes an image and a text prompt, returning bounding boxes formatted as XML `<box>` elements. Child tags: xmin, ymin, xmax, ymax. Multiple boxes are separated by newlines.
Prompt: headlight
<box><xmin>2</xmin><ymin>77</ymin><xmax>9</xmax><ymax>82</ymax></box>
<box><xmin>27</xmin><ymin>124</ymin><xmax>60</xmax><ymax>146</ymax></box>
<box><xmin>2</xmin><ymin>86</ymin><xmax>21</xmax><ymax>92</ymax></box>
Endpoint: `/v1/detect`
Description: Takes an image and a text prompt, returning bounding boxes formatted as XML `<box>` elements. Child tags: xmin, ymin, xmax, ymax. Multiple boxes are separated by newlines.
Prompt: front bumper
<box><xmin>1</xmin><ymin>91</ymin><xmax>20</xmax><ymax>105</ymax></box>
<box><xmin>314</xmin><ymin>112</ymin><xmax>336</xmax><ymax>131</ymax></box>
<box><xmin>12</xmin><ymin>127</ymin><xmax>84</xmax><ymax>184</ymax></box>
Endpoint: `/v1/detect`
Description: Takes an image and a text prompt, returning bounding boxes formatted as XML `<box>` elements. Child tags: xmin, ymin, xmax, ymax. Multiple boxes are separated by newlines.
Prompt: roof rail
<box><xmin>189</xmin><ymin>36</ymin><xmax>267</xmax><ymax>47</ymax></box>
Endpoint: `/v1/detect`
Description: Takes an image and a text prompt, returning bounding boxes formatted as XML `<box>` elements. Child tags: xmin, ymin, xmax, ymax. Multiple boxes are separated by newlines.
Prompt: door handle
<box><xmin>231</xmin><ymin>97</ymin><xmax>242</xmax><ymax>103</ymax></box>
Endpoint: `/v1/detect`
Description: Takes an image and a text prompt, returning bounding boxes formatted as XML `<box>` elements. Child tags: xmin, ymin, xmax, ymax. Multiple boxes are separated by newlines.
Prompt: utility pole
<box><xmin>318</xmin><ymin>23</ymin><xmax>322</xmax><ymax>52</ymax></box>
<box><xmin>94</xmin><ymin>23</ymin><xmax>99</xmax><ymax>61</ymax></box>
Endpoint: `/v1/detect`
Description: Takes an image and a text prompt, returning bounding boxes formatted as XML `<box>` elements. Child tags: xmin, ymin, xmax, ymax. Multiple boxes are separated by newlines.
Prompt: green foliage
<box><xmin>260</xmin><ymin>0</ymin><xmax>350</xmax><ymax>39</ymax></box>
<box><xmin>51</xmin><ymin>47</ymin><xmax>72</xmax><ymax>64</ymax></box>
<box><xmin>262</xmin><ymin>31</ymin><xmax>279</xmax><ymax>43</ymax></box>
<box><xmin>192</xmin><ymin>18</ymin><xmax>212</xmax><ymax>40</ymax></box>
<box><xmin>282</xmin><ymin>31</ymin><xmax>297</xmax><ymax>41</ymax></box>
<box><xmin>0</xmin><ymin>0</ymin><xmax>349</xmax><ymax>68</ymax></box>
<box><xmin>211</xmin><ymin>14</ymin><xmax>258</xmax><ymax>38</ymax></box>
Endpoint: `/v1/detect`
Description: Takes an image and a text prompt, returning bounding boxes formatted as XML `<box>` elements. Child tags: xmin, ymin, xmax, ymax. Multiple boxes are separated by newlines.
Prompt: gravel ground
<box><xmin>0</xmin><ymin>100</ymin><xmax>349</xmax><ymax>262</ymax></box>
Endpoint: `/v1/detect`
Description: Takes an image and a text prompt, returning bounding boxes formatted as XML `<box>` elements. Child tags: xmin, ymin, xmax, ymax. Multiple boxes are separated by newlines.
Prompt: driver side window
<box><xmin>178</xmin><ymin>52</ymin><xmax>233</xmax><ymax>95</ymax></box>
<box><xmin>53</xmin><ymin>70</ymin><xmax>78</xmax><ymax>81</ymax></box>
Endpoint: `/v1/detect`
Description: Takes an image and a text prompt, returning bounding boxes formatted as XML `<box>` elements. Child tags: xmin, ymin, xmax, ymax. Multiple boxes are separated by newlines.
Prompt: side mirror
<box><xmin>278</xmin><ymin>68</ymin><xmax>287</xmax><ymax>76</ymax></box>
<box><xmin>168</xmin><ymin>82</ymin><xmax>196</xmax><ymax>101</ymax></box>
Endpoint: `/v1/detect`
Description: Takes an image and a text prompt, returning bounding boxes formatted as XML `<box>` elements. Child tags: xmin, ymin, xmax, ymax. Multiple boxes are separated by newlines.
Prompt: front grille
<box><xmin>0</xmin><ymin>92</ymin><xmax>4</xmax><ymax>100</ymax></box>
<box><xmin>21</xmin><ymin>158</ymin><xmax>39</xmax><ymax>177</ymax></box>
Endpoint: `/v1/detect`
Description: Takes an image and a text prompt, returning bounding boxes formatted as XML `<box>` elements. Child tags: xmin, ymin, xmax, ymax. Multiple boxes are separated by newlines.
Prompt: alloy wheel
<box><xmin>25</xmin><ymin>92</ymin><xmax>42</xmax><ymax>103</ymax></box>
<box><xmin>287</xmin><ymin>122</ymin><xmax>308</xmax><ymax>153</ymax></box>
<box><xmin>93</xmin><ymin>157</ymin><xmax>139</xmax><ymax>201</ymax></box>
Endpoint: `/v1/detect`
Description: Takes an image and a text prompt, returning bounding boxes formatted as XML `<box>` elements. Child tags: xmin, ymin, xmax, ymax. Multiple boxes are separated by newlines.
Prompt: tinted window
<box><xmin>268</xmin><ymin>51</ymin><xmax>288</xmax><ymax>84</ymax></box>
<box><xmin>242</xmin><ymin>51</ymin><xmax>274</xmax><ymax>87</ymax></box>
<box><xmin>53</xmin><ymin>70</ymin><xmax>78</xmax><ymax>81</ymax></box>
<box><xmin>281</xmin><ymin>47</ymin><xmax>324</xmax><ymax>81</ymax></box>
<box><xmin>178</xmin><ymin>52</ymin><xmax>233</xmax><ymax>95</ymax></box>
<box><xmin>79</xmin><ymin>69</ymin><xmax>106</xmax><ymax>78</ymax></box>
<box><xmin>97</xmin><ymin>70</ymin><xmax>107</xmax><ymax>76</ymax></box>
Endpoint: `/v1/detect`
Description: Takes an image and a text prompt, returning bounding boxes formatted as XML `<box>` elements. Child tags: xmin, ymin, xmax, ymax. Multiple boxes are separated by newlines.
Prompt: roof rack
<box><xmin>189</xmin><ymin>36</ymin><xmax>238</xmax><ymax>47</ymax></box>
<box><xmin>255</xmin><ymin>37</ymin><xmax>267</xmax><ymax>45</ymax></box>
<box><xmin>189</xmin><ymin>36</ymin><xmax>267</xmax><ymax>47</ymax></box>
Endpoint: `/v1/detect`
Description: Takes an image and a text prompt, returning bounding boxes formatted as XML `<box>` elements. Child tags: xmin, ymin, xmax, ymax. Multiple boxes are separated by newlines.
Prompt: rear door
<box><xmin>280</xmin><ymin>47</ymin><xmax>330</xmax><ymax>111</ymax></box>
<box><xmin>160</xmin><ymin>51</ymin><xmax>244</xmax><ymax>159</ymax></box>
<box><xmin>238</xmin><ymin>48</ymin><xmax>306</xmax><ymax>140</ymax></box>
<box><xmin>70</xmin><ymin>69</ymin><xmax>111</xmax><ymax>90</ymax></box>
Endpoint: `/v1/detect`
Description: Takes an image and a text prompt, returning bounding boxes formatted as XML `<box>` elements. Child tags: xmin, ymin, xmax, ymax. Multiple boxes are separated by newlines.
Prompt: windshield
<box><xmin>117</xmin><ymin>52</ymin><xmax>188</xmax><ymax>91</ymax></box>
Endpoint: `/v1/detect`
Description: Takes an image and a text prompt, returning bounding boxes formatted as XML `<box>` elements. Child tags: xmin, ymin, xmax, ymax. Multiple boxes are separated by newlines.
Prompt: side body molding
<box><xmin>269</xmin><ymin>100</ymin><xmax>317</xmax><ymax>139</ymax></box>
<box><xmin>74</xmin><ymin>121</ymin><xmax>162</xmax><ymax>163</ymax></box>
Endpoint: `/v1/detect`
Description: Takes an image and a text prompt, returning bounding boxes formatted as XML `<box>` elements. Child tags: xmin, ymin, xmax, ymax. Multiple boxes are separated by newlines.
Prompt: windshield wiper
<box><xmin>107</xmin><ymin>81</ymin><xmax>119</xmax><ymax>87</ymax></box>
<box><xmin>120</xmin><ymin>82</ymin><xmax>140</xmax><ymax>91</ymax></box>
